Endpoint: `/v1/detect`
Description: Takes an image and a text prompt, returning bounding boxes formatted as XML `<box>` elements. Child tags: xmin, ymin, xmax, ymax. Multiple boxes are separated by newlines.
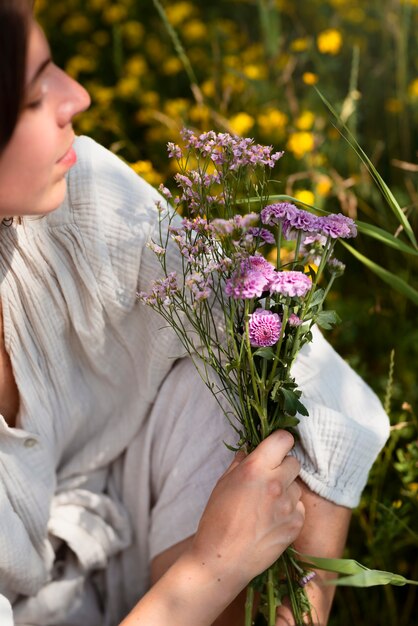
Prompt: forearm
<box><xmin>120</xmin><ymin>547</ymin><xmax>245</xmax><ymax>626</ymax></box>
<box><xmin>276</xmin><ymin>480</ymin><xmax>352</xmax><ymax>625</ymax></box>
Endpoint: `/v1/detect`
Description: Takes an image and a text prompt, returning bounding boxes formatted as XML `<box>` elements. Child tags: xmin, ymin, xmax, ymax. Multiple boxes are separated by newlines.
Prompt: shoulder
<box><xmin>55</xmin><ymin>137</ymin><xmax>165</xmax><ymax>309</ymax></box>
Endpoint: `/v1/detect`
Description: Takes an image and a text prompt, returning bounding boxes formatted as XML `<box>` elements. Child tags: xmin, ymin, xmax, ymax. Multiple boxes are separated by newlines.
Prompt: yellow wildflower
<box><xmin>164</xmin><ymin>98</ymin><xmax>189</xmax><ymax>119</ymax></box>
<box><xmin>145</xmin><ymin>37</ymin><xmax>167</xmax><ymax>64</ymax></box>
<box><xmin>257</xmin><ymin>109</ymin><xmax>288</xmax><ymax>141</ymax></box>
<box><xmin>62</xmin><ymin>14</ymin><xmax>91</xmax><ymax>35</ymax></box>
<box><xmin>385</xmin><ymin>98</ymin><xmax>403</xmax><ymax>113</ymax></box>
<box><xmin>302</xmin><ymin>72</ymin><xmax>318</xmax><ymax>85</ymax></box>
<box><xmin>116</xmin><ymin>77</ymin><xmax>140</xmax><ymax>99</ymax></box>
<box><xmin>201</xmin><ymin>79</ymin><xmax>216</xmax><ymax>98</ymax></box>
<box><xmin>244</xmin><ymin>64</ymin><xmax>267</xmax><ymax>80</ymax></box>
<box><xmin>296</xmin><ymin>111</ymin><xmax>315</xmax><ymax>131</ymax></box>
<box><xmin>89</xmin><ymin>0</ymin><xmax>107</xmax><ymax>10</ymax></box>
<box><xmin>162</xmin><ymin>57</ymin><xmax>183</xmax><ymax>76</ymax></box>
<box><xmin>103</xmin><ymin>4</ymin><xmax>128</xmax><ymax>24</ymax></box>
<box><xmin>122</xmin><ymin>21</ymin><xmax>145</xmax><ymax>46</ymax></box>
<box><xmin>76</xmin><ymin>115</ymin><xmax>95</xmax><ymax>134</ymax></box>
<box><xmin>317</xmin><ymin>29</ymin><xmax>343</xmax><ymax>55</ymax></box>
<box><xmin>189</xmin><ymin>104</ymin><xmax>211</xmax><ymax>125</ymax></box>
<box><xmin>408</xmin><ymin>78</ymin><xmax>418</xmax><ymax>98</ymax></box>
<box><xmin>229</xmin><ymin>112</ymin><xmax>255</xmax><ymax>136</ymax></box>
<box><xmin>66</xmin><ymin>55</ymin><xmax>97</xmax><ymax>79</ymax></box>
<box><xmin>91</xmin><ymin>86</ymin><xmax>114</xmax><ymax>106</ymax></box>
<box><xmin>92</xmin><ymin>31</ymin><xmax>110</xmax><ymax>47</ymax></box>
<box><xmin>182</xmin><ymin>19</ymin><xmax>208</xmax><ymax>41</ymax></box>
<box><xmin>125</xmin><ymin>55</ymin><xmax>147</xmax><ymax>77</ymax></box>
<box><xmin>290</xmin><ymin>37</ymin><xmax>309</xmax><ymax>52</ymax></box>
<box><xmin>392</xmin><ymin>500</ymin><xmax>402</xmax><ymax>509</ymax></box>
<box><xmin>287</xmin><ymin>132</ymin><xmax>315</xmax><ymax>159</ymax></box>
<box><xmin>294</xmin><ymin>190</ymin><xmax>315</xmax><ymax>206</ymax></box>
<box><xmin>222</xmin><ymin>74</ymin><xmax>246</xmax><ymax>95</ymax></box>
<box><xmin>166</xmin><ymin>2</ymin><xmax>195</xmax><ymax>26</ymax></box>
<box><xmin>316</xmin><ymin>176</ymin><xmax>333</xmax><ymax>197</ymax></box>
<box><xmin>140</xmin><ymin>91</ymin><xmax>160</xmax><ymax>108</ymax></box>
<box><xmin>130</xmin><ymin>160</ymin><xmax>163</xmax><ymax>186</ymax></box>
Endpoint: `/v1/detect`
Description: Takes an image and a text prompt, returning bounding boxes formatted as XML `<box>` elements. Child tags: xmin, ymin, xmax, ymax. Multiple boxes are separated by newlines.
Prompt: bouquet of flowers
<box><xmin>138</xmin><ymin>128</ymin><xmax>357</xmax><ymax>625</ymax></box>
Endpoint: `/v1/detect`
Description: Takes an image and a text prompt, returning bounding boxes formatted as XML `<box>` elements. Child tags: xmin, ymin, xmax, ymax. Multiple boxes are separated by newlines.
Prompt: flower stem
<box><xmin>245</xmin><ymin>584</ymin><xmax>255</xmax><ymax>626</ymax></box>
<box><xmin>267</xmin><ymin>566</ymin><xmax>276</xmax><ymax>626</ymax></box>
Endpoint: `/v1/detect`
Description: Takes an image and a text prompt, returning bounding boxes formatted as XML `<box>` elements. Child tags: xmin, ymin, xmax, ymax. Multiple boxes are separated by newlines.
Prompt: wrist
<box><xmin>119</xmin><ymin>546</ymin><xmax>246</xmax><ymax>626</ymax></box>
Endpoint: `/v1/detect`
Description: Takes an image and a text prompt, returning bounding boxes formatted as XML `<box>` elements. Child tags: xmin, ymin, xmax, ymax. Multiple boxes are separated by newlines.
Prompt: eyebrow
<box><xmin>27</xmin><ymin>57</ymin><xmax>52</xmax><ymax>88</ymax></box>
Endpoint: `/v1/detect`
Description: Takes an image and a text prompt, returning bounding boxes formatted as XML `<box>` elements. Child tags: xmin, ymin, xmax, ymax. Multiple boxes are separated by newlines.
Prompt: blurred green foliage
<box><xmin>37</xmin><ymin>1</ymin><xmax>418</xmax><ymax>623</ymax></box>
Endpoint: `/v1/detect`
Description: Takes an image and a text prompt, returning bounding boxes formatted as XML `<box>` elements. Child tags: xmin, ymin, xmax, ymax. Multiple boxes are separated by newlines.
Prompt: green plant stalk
<box><xmin>267</xmin><ymin>566</ymin><xmax>276</xmax><ymax>626</ymax></box>
<box><xmin>245</xmin><ymin>584</ymin><xmax>254</xmax><ymax>626</ymax></box>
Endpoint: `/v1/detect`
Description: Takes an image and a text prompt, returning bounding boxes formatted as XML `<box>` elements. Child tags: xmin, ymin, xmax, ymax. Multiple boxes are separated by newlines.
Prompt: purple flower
<box><xmin>225</xmin><ymin>267</ymin><xmax>269</xmax><ymax>299</ymax></box>
<box><xmin>167</xmin><ymin>142</ymin><xmax>183</xmax><ymax>159</ymax></box>
<box><xmin>247</xmin><ymin>227</ymin><xmax>276</xmax><ymax>245</ymax></box>
<box><xmin>327</xmin><ymin>257</ymin><xmax>346</xmax><ymax>275</ymax></box>
<box><xmin>288</xmin><ymin>313</ymin><xmax>302</xmax><ymax>326</ymax></box>
<box><xmin>261</xmin><ymin>202</ymin><xmax>297</xmax><ymax>226</ymax></box>
<box><xmin>248</xmin><ymin>309</ymin><xmax>282</xmax><ymax>347</ymax></box>
<box><xmin>241</xmin><ymin>255</ymin><xmax>276</xmax><ymax>280</ymax></box>
<box><xmin>269</xmin><ymin>271</ymin><xmax>312</xmax><ymax>298</ymax></box>
<box><xmin>298</xmin><ymin>571</ymin><xmax>316</xmax><ymax>588</ymax></box>
<box><xmin>318</xmin><ymin>214</ymin><xmax>357</xmax><ymax>239</ymax></box>
<box><xmin>282</xmin><ymin>208</ymin><xmax>321</xmax><ymax>240</ymax></box>
<box><xmin>261</xmin><ymin>203</ymin><xmax>321</xmax><ymax>240</ymax></box>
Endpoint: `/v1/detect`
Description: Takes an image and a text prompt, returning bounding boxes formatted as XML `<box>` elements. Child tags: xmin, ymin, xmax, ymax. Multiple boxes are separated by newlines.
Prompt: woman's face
<box><xmin>0</xmin><ymin>21</ymin><xmax>90</xmax><ymax>217</ymax></box>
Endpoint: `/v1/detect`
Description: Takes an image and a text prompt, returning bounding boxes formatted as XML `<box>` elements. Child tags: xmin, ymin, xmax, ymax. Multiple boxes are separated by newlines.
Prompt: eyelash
<box><xmin>27</xmin><ymin>98</ymin><xmax>44</xmax><ymax>110</ymax></box>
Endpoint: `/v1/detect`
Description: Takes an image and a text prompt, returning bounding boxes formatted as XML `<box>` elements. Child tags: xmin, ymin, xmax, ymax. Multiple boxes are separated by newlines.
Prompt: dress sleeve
<box><xmin>290</xmin><ymin>326</ymin><xmax>390</xmax><ymax>508</ymax></box>
<box><xmin>0</xmin><ymin>595</ymin><xmax>14</xmax><ymax>626</ymax></box>
<box><xmin>146</xmin><ymin>358</ymin><xmax>235</xmax><ymax>559</ymax></box>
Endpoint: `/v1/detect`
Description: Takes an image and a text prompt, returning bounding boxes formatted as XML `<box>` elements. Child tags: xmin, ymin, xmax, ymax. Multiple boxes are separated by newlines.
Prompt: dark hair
<box><xmin>0</xmin><ymin>0</ymin><xmax>31</xmax><ymax>151</ymax></box>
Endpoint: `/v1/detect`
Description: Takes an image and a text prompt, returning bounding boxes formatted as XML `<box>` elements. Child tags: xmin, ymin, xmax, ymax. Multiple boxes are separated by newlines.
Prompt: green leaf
<box><xmin>253</xmin><ymin>347</ymin><xmax>275</xmax><ymax>360</ymax></box>
<box><xmin>315</xmin><ymin>309</ymin><xmax>341</xmax><ymax>330</ymax></box>
<box><xmin>308</xmin><ymin>288</ymin><xmax>326</xmax><ymax>308</ymax></box>
<box><xmin>278</xmin><ymin>415</ymin><xmax>301</xmax><ymax>429</ymax></box>
<box><xmin>298</xmin><ymin>554</ymin><xmax>418</xmax><ymax>588</ymax></box>
<box><xmin>356</xmin><ymin>220</ymin><xmax>418</xmax><ymax>256</ymax></box>
<box><xmin>342</xmin><ymin>242</ymin><xmax>418</xmax><ymax>305</ymax></box>
<box><xmin>280</xmin><ymin>387</ymin><xmax>309</xmax><ymax>416</ymax></box>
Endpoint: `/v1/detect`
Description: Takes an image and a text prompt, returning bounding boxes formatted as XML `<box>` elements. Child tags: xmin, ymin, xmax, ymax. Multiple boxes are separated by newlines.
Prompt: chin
<box><xmin>38</xmin><ymin>179</ymin><xmax>68</xmax><ymax>215</ymax></box>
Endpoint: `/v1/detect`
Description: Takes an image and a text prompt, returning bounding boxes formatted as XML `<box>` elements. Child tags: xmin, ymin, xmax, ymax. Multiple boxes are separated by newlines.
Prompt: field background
<box><xmin>37</xmin><ymin>1</ymin><xmax>418</xmax><ymax>624</ymax></box>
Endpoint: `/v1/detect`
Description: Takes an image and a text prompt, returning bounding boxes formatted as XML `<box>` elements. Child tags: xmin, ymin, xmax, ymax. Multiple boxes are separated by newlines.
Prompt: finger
<box><xmin>223</xmin><ymin>449</ymin><xmax>247</xmax><ymax>476</ymax></box>
<box><xmin>248</xmin><ymin>430</ymin><xmax>295</xmax><ymax>470</ymax></box>
<box><xmin>287</xmin><ymin>478</ymin><xmax>302</xmax><ymax>505</ymax></box>
<box><xmin>275</xmin><ymin>455</ymin><xmax>301</xmax><ymax>488</ymax></box>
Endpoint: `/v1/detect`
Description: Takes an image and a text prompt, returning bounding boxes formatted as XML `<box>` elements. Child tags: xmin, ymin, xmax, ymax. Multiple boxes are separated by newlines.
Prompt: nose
<box><xmin>56</xmin><ymin>70</ymin><xmax>91</xmax><ymax>127</ymax></box>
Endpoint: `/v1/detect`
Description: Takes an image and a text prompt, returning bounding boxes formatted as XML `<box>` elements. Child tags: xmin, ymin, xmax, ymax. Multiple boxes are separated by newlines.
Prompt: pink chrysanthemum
<box><xmin>225</xmin><ymin>269</ymin><xmax>269</xmax><ymax>299</ymax></box>
<box><xmin>248</xmin><ymin>309</ymin><xmax>282</xmax><ymax>347</ymax></box>
<box><xmin>241</xmin><ymin>255</ymin><xmax>276</xmax><ymax>280</ymax></box>
<box><xmin>269</xmin><ymin>271</ymin><xmax>312</xmax><ymax>298</ymax></box>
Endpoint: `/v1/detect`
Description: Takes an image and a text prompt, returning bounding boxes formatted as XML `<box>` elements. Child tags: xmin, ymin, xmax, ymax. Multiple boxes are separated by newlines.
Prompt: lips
<box><xmin>57</xmin><ymin>139</ymin><xmax>77</xmax><ymax>168</ymax></box>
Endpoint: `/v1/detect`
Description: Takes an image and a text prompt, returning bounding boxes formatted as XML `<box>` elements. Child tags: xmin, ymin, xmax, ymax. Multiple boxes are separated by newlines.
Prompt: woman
<box><xmin>0</xmin><ymin>1</ymin><xmax>390</xmax><ymax>625</ymax></box>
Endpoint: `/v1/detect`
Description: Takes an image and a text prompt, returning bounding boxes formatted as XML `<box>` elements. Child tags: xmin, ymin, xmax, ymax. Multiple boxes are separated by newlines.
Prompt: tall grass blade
<box><xmin>298</xmin><ymin>554</ymin><xmax>418</xmax><ymax>588</ymax></box>
<box><xmin>342</xmin><ymin>242</ymin><xmax>418</xmax><ymax>305</ymax></box>
<box><xmin>151</xmin><ymin>0</ymin><xmax>203</xmax><ymax>103</ymax></box>
<box><xmin>315</xmin><ymin>88</ymin><xmax>417</xmax><ymax>249</ymax></box>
